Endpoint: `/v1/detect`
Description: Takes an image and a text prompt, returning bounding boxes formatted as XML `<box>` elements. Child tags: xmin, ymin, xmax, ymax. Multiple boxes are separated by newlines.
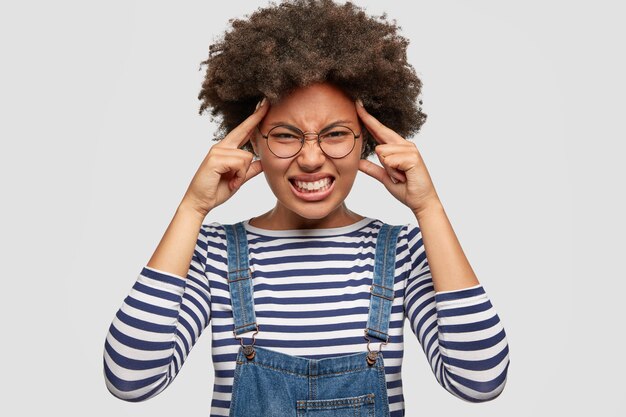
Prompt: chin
<box><xmin>291</xmin><ymin>204</ymin><xmax>339</xmax><ymax>220</ymax></box>
<box><xmin>277</xmin><ymin>192</ymin><xmax>348</xmax><ymax>223</ymax></box>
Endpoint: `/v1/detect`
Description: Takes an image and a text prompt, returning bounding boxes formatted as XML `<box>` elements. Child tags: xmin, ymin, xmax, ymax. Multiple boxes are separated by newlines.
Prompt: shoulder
<box><xmin>374</xmin><ymin>220</ymin><xmax>421</xmax><ymax>241</ymax></box>
<box><xmin>402</xmin><ymin>222</ymin><xmax>422</xmax><ymax>241</ymax></box>
<box><xmin>200</xmin><ymin>222</ymin><xmax>228</xmax><ymax>249</ymax></box>
<box><xmin>389</xmin><ymin>222</ymin><xmax>423</xmax><ymax>256</ymax></box>
<box><xmin>363</xmin><ymin>220</ymin><xmax>422</xmax><ymax>256</ymax></box>
<box><xmin>202</xmin><ymin>221</ymin><xmax>226</xmax><ymax>234</ymax></box>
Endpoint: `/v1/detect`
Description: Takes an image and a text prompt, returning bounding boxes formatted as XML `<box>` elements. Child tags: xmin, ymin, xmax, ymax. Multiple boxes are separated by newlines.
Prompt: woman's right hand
<box><xmin>181</xmin><ymin>98</ymin><xmax>269</xmax><ymax>217</ymax></box>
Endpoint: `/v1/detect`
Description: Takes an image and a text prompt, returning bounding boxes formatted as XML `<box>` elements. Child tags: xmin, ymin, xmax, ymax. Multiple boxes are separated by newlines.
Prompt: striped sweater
<box><xmin>103</xmin><ymin>217</ymin><xmax>510</xmax><ymax>416</ymax></box>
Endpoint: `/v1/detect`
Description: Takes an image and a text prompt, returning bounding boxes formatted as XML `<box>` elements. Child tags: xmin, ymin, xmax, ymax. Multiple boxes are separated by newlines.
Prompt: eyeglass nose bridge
<box><xmin>298</xmin><ymin>132</ymin><xmax>324</xmax><ymax>152</ymax></box>
<box><xmin>301</xmin><ymin>131</ymin><xmax>321</xmax><ymax>140</ymax></box>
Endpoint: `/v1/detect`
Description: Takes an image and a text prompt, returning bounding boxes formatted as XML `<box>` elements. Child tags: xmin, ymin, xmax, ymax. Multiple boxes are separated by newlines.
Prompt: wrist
<box><xmin>412</xmin><ymin>198</ymin><xmax>444</xmax><ymax>220</ymax></box>
<box><xmin>177</xmin><ymin>200</ymin><xmax>210</xmax><ymax>221</ymax></box>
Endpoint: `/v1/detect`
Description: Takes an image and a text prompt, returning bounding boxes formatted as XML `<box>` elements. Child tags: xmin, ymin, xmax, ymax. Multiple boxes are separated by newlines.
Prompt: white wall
<box><xmin>0</xmin><ymin>1</ymin><xmax>622</xmax><ymax>416</ymax></box>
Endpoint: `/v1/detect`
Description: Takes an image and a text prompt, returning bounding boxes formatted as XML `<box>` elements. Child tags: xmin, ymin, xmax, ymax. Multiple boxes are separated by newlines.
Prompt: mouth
<box><xmin>288</xmin><ymin>176</ymin><xmax>336</xmax><ymax>201</ymax></box>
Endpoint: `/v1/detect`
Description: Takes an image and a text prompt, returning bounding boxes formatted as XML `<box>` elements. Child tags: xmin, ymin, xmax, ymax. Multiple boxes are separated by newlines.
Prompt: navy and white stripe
<box><xmin>104</xmin><ymin>218</ymin><xmax>509</xmax><ymax>416</ymax></box>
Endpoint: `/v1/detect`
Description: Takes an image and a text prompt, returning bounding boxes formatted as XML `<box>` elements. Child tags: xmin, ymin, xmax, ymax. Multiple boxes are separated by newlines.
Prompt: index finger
<box><xmin>221</xmin><ymin>97</ymin><xmax>270</xmax><ymax>149</ymax></box>
<box><xmin>355</xmin><ymin>100</ymin><xmax>405</xmax><ymax>145</ymax></box>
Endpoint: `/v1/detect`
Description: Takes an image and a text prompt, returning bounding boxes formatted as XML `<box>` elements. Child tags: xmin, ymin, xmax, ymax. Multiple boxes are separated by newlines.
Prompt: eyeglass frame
<box><xmin>255</xmin><ymin>123</ymin><xmax>362</xmax><ymax>159</ymax></box>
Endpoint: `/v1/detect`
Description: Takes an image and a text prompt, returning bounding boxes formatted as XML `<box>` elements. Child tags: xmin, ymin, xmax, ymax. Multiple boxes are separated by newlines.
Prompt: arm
<box><xmin>403</xmin><ymin>223</ymin><xmax>510</xmax><ymax>402</ymax></box>
<box><xmin>103</xmin><ymin>203</ymin><xmax>212</xmax><ymax>401</ymax></box>
<box><xmin>354</xmin><ymin>98</ymin><xmax>509</xmax><ymax>401</ymax></box>
<box><xmin>103</xmin><ymin>98</ymin><xmax>267</xmax><ymax>401</ymax></box>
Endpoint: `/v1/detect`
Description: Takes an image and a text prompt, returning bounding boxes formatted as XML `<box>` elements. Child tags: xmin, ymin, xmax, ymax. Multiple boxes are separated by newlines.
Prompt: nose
<box><xmin>296</xmin><ymin>134</ymin><xmax>326</xmax><ymax>170</ymax></box>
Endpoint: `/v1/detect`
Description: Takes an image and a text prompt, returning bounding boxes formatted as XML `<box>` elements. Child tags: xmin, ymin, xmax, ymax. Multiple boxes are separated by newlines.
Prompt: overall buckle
<box><xmin>364</xmin><ymin>329</ymin><xmax>389</xmax><ymax>366</ymax></box>
<box><xmin>233</xmin><ymin>324</ymin><xmax>259</xmax><ymax>360</ymax></box>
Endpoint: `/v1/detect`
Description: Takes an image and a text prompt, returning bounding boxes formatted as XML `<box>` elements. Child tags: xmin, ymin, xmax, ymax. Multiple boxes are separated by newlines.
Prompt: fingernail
<box><xmin>254</xmin><ymin>97</ymin><xmax>266</xmax><ymax>112</ymax></box>
<box><xmin>391</xmin><ymin>177</ymin><xmax>398</xmax><ymax>184</ymax></box>
<box><xmin>356</xmin><ymin>98</ymin><xmax>364</xmax><ymax>107</ymax></box>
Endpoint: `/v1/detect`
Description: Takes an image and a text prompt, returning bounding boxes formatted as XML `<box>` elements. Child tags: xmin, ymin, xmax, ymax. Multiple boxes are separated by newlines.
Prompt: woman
<box><xmin>103</xmin><ymin>1</ymin><xmax>510</xmax><ymax>416</ymax></box>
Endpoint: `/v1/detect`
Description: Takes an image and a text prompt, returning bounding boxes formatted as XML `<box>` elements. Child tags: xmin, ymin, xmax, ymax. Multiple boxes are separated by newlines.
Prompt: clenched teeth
<box><xmin>293</xmin><ymin>177</ymin><xmax>333</xmax><ymax>192</ymax></box>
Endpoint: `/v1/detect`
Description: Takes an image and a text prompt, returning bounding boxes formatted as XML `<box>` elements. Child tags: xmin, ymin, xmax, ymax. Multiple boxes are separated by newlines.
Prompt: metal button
<box><xmin>243</xmin><ymin>345</ymin><xmax>256</xmax><ymax>360</ymax></box>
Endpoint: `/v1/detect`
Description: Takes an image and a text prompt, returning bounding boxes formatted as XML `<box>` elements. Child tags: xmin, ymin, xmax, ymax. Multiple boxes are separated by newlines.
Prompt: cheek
<box><xmin>334</xmin><ymin>161</ymin><xmax>360</xmax><ymax>194</ymax></box>
<box><xmin>342</xmin><ymin>154</ymin><xmax>362</xmax><ymax>179</ymax></box>
<box><xmin>260</xmin><ymin>158</ymin><xmax>290</xmax><ymax>188</ymax></box>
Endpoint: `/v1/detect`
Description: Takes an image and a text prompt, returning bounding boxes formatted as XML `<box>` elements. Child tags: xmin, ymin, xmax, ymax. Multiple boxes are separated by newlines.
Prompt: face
<box><xmin>250</xmin><ymin>82</ymin><xmax>364</xmax><ymax>229</ymax></box>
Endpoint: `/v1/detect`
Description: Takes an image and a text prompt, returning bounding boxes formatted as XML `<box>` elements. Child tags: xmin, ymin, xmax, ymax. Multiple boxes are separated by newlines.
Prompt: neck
<box><xmin>250</xmin><ymin>202</ymin><xmax>364</xmax><ymax>230</ymax></box>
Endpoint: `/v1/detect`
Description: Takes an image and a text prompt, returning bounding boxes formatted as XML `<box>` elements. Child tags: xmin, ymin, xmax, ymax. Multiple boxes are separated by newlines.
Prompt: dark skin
<box><xmin>180</xmin><ymin>80</ymin><xmax>479</xmax><ymax>293</ymax></box>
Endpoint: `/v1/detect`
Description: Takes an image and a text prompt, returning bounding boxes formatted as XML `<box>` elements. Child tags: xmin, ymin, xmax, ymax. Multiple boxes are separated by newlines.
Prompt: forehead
<box><xmin>262</xmin><ymin>83</ymin><xmax>358</xmax><ymax>128</ymax></box>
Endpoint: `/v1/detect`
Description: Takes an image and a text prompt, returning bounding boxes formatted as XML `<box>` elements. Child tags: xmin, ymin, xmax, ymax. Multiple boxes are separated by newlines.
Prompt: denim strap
<box><xmin>365</xmin><ymin>223</ymin><xmax>403</xmax><ymax>343</ymax></box>
<box><xmin>223</xmin><ymin>222</ymin><xmax>258</xmax><ymax>336</ymax></box>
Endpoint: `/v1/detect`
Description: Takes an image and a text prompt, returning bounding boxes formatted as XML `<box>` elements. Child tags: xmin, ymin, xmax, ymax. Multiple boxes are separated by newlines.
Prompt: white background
<box><xmin>1</xmin><ymin>0</ymin><xmax>624</xmax><ymax>416</ymax></box>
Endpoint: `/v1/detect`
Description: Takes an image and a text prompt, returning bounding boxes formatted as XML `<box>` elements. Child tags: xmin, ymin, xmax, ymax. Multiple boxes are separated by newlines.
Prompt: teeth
<box><xmin>294</xmin><ymin>177</ymin><xmax>332</xmax><ymax>192</ymax></box>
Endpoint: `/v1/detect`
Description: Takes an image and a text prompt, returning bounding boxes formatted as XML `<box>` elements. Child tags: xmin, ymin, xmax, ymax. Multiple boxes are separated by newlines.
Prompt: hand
<box><xmin>181</xmin><ymin>98</ymin><xmax>270</xmax><ymax>216</ymax></box>
<box><xmin>355</xmin><ymin>99</ymin><xmax>440</xmax><ymax>215</ymax></box>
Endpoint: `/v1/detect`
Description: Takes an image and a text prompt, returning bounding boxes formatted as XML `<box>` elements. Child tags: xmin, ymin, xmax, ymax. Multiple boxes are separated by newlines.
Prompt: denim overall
<box><xmin>223</xmin><ymin>221</ymin><xmax>403</xmax><ymax>417</ymax></box>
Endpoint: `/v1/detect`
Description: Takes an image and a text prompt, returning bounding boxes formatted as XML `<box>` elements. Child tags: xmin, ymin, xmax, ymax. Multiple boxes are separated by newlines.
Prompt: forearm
<box><xmin>104</xmin><ymin>267</ymin><xmax>187</xmax><ymax>401</ymax></box>
<box><xmin>104</xmin><ymin>265</ymin><xmax>212</xmax><ymax>401</ymax></box>
<box><xmin>403</xmin><ymin>220</ymin><xmax>509</xmax><ymax>402</ymax></box>
<box><xmin>413</xmin><ymin>200</ymin><xmax>480</xmax><ymax>293</ymax></box>
<box><xmin>146</xmin><ymin>201</ymin><xmax>207</xmax><ymax>279</ymax></box>
<box><xmin>106</xmin><ymin>225</ymin><xmax>213</xmax><ymax>401</ymax></box>
<box><xmin>435</xmin><ymin>287</ymin><xmax>509</xmax><ymax>400</ymax></box>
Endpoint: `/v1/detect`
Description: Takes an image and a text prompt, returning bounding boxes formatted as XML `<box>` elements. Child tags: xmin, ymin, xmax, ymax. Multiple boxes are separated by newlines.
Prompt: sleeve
<box><xmin>401</xmin><ymin>223</ymin><xmax>510</xmax><ymax>402</ymax></box>
<box><xmin>103</xmin><ymin>225</ymin><xmax>213</xmax><ymax>402</ymax></box>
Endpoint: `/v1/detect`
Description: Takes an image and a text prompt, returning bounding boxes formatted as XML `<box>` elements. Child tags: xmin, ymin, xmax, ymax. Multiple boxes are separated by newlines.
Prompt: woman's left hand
<box><xmin>355</xmin><ymin>100</ymin><xmax>440</xmax><ymax>215</ymax></box>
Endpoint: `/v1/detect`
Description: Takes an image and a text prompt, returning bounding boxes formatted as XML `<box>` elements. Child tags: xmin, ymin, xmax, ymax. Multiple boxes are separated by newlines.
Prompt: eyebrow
<box><xmin>268</xmin><ymin>119</ymin><xmax>354</xmax><ymax>129</ymax></box>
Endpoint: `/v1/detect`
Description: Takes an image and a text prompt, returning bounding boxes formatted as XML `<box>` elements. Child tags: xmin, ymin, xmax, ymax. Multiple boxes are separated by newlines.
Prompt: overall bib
<box><xmin>223</xmin><ymin>221</ymin><xmax>402</xmax><ymax>417</ymax></box>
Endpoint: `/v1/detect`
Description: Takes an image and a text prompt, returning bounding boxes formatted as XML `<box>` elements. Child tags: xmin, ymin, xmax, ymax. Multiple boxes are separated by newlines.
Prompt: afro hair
<box><xmin>198</xmin><ymin>0</ymin><xmax>427</xmax><ymax>158</ymax></box>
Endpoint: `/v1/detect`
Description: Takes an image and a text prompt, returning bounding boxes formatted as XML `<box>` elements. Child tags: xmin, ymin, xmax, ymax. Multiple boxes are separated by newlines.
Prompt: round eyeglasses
<box><xmin>256</xmin><ymin>124</ymin><xmax>361</xmax><ymax>159</ymax></box>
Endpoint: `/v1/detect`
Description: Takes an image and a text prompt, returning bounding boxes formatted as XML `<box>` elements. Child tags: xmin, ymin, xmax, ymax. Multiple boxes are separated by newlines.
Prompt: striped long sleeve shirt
<box><xmin>103</xmin><ymin>217</ymin><xmax>510</xmax><ymax>416</ymax></box>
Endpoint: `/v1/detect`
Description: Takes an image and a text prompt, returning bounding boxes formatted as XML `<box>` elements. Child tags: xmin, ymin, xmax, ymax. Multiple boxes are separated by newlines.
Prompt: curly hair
<box><xmin>198</xmin><ymin>0</ymin><xmax>426</xmax><ymax>158</ymax></box>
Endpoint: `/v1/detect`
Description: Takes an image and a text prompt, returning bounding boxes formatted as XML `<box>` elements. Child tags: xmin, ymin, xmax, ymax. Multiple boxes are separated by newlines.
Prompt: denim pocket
<box><xmin>296</xmin><ymin>393</ymin><xmax>375</xmax><ymax>417</ymax></box>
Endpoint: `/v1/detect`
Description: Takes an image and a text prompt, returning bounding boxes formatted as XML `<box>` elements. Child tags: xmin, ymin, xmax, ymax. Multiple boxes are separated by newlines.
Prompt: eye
<box><xmin>272</xmin><ymin>133</ymin><xmax>299</xmax><ymax>139</ymax></box>
<box><xmin>268</xmin><ymin>126</ymin><xmax>302</xmax><ymax>141</ymax></box>
<box><xmin>320</xmin><ymin>127</ymin><xmax>353</xmax><ymax>140</ymax></box>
